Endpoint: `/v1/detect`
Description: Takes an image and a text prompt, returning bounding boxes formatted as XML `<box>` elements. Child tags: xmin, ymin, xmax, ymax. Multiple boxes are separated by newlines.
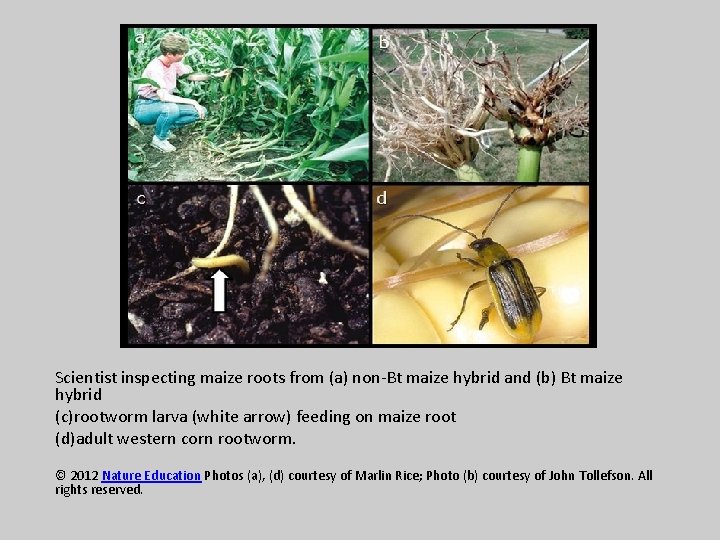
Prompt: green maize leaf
<box><xmin>276</xmin><ymin>28</ymin><xmax>292</xmax><ymax>49</ymax></box>
<box><xmin>303</xmin><ymin>28</ymin><xmax>323</xmax><ymax>81</ymax></box>
<box><xmin>318</xmin><ymin>85</ymin><xmax>329</xmax><ymax>108</ymax></box>
<box><xmin>128</xmin><ymin>153</ymin><xmax>144</xmax><ymax>164</ymax></box>
<box><xmin>292</xmin><ymin>45</ymin><xmax>312</xmax><ymax>71</ymax></box>
<box><xmin>287</xmin><ymin>161</ymin><xmax>331</xmax><ymax>180</ymax></box>
<box><xmin>300</xmin><ymin>163</ymin><xmax>329</xmax><ymax>173</ymax></box>
<box><xmin>257</xmin><ymin>79</ymin><xmax>287</xmax><ymax>99</ymax></box>
<box><xmin>287</xmin><ymin>168</ymin><xmax>306</xmax><ymax>181</ymax></box>
<box><xmin>303</xmin><ymin>28</ymin><xmax>323</xmax><ymax>60</ymax></box>
<box><xmin>288</xmin><ymin>86</ymin><xmax>302</xmax><ymax>107</ymax></box>
<box><xmin>313</xmin><ymin>50</ymin><xmax>369</xmax><ymax>64</ymax></box>
<box><xmin>312</xmin><ymin>140</ymin><xmax>332</xmax><ymax>156</ymax></box>
<box><xmin>341</xmin><ymin>107</ymin><xmax>367</xmax><ymax>126</ymax></box>
<box><xmin>259</xmin><ymin>52</ymin><xmax>279</xmax><ymax>76</ymax></box>
<box><xmin>284</xmin><ymin>43</ymin><xmax>295</xmax><ymax>69</ymax></box>
<box><xmin>330</xmin><ymin>108</ymin><xmax>339</xmax><ymax>136</ymax></box>
<box><xmin>302</xmin><ymin>133</ymin><xmax>368</xmax><ymax>163</ymax></box>
<box><xmin>264</xmin><ymin>28</ymin><xmax>279</xmax><ymax>56</ymax></box>
<box><xmin>347</xmin><ymin>28</ymin><xmax>369</xmax><ymax>48</ymax></box>
<box><xmin>209</xmin><ymin>43</ymin><xmax>232</xmax><ymax>60</ymax></box>
<box><xmin>128</xmin><ymin>169</ymin><xmax>139</xmax><ymax>181</ymax></box>
<box><xmin>362</xmin><ymin>101</ymin><xmax>369</xmax><ymax>131</ymax></box>
<box><xmin>336</xmin><ymin>74</ymin><xmax>356</xmax><ymax>111</ymax></box>
<box><xmin>283</xmin><ymin>112</ymin><xmax>303</xmax><ymax>137</ymax></box>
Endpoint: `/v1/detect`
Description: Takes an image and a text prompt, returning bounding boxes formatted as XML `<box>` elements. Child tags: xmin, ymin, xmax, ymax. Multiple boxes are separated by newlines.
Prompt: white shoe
<box><xmin>152</xmin><ymin>135</ymin><xmax>176</xmax><ymax>153</ymax></box>
<box><xmin>167</xmin><ymin>131</ymin><xmax>177</xmax><ymax>140</ymax></box>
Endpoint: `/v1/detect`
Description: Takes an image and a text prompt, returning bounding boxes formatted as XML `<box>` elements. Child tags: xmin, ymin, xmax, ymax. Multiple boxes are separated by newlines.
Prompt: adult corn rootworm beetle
<box><xmin>397</xmin><ymin>187</ymin><xmax>545</xmax><ymax>343</ymax></box>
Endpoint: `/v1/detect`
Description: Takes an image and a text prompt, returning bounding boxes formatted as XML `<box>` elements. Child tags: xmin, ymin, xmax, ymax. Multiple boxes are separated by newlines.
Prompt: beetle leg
<box><xmin>456</xmin><ymin>252</ymin><xmax>482</xmax><ymax>268</ymax></box>
<box><xmin>535</xmin><ymin>286</ymin><xmax>546</xmax><ymax>298</ymax></box>
<box><xmin>447</xmin><ymin>279</ymin><xmax>486</xmax><ymax>332</ymax></box>
<box><xmin>478</xmin><ymin>304</ymin><xmax>495</xmax><ymax>331</ymax></box>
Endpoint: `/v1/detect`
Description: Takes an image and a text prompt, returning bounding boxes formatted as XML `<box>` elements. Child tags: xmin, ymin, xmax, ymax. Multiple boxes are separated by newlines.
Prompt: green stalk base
<box><xmin>517</xmin><ymin>145</ymin><xmax>542</xmax><ymax>182</ymax></box>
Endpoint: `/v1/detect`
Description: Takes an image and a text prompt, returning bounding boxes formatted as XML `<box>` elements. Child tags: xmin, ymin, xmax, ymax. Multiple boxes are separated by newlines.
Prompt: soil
<box><xmin>128</xmin><ymin>127</ymin><xmax>227</xmax><ymax>182</ymax></box>
<box><xmin>127</xmin><ymin>184</ymin><xmax>370</xmax><ymax>345</ymax></box>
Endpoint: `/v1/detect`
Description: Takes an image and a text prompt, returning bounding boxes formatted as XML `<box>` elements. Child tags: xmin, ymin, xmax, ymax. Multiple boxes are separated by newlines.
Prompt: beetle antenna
<box><xmin>395</xmin><ymin>214</ymin><xmax>478</xmax><ymax>239</ymax></box>
<box><xmin>481</xmin><ymin>187</ymin><xmax>524</xmax><ymax>238</ymax></box>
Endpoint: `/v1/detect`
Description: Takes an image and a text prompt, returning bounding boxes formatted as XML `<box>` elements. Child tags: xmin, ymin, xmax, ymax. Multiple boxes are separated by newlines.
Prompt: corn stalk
<box><xmin>481</xmin><ymin>52</ymin><xmax>590</xmax><ymax>182</ymax></box>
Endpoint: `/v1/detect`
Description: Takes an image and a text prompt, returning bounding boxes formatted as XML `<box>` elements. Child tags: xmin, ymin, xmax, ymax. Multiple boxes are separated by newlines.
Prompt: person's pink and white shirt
<box><xmin>137</xmin><ymin>58</ymin><xmax>192</xmax><ymax>99</ymax></box>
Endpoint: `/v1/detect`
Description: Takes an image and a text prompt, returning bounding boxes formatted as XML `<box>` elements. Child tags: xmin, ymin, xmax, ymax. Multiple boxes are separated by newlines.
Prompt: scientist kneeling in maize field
<box><xmin>133</xmin><ymin>32</ymin><xmax>229</xmax><ymax>153</ymax></box>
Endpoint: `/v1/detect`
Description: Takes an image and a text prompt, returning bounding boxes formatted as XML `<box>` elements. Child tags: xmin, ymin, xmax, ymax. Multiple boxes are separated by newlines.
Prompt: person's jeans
<box><xmin>133</xmin><ymin>99</ymin><xmax>206</xmax><ymax>140</ymax></box>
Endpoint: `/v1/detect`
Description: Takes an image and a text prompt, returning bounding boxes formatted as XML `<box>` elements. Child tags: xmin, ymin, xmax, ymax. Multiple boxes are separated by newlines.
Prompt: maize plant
<box><xmin>480</xmin><ymin>51</ymin><xmax>590</xmax><ymax>182</ymax></box>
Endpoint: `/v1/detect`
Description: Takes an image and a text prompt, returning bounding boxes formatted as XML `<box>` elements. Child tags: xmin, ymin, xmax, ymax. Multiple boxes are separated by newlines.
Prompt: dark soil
<box><xmin>127</xmin><ymin>185</ymin><xmax>370</xmax><ymax>345</ymax></box>
<box><xmin>128</xmin><ymin>127</ymin><xmax>226</xmax><ymax>182</ymax></box>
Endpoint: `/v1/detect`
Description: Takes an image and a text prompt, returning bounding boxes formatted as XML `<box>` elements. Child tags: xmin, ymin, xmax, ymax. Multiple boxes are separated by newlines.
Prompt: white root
<box><xmin>282</xmin><ymin>186</ymin><xmax>369</xmax><ymax>258</ymax></box>
<box><xmin>127</xmin><ymin>312</ymin><xmax>146</xmax><ymax>331</ymax></box>
<box><xmin>207</xmin><ymin>185</ymin><xmax>239</xmax><ymax>259</ymax></box>
<box><xmin>169</xmin><ymin>185</ymin><xmax>240</xmax><ymax>281</ymax></box>
<box><xmin>308</xmin><ymin>185</ymin><xmax>317</xmax><ymax>214</ymax></box>
<box><xmin>249</xmin><ymin>185</ymin><xmax>279</xmax><ymax>280</ymax></box>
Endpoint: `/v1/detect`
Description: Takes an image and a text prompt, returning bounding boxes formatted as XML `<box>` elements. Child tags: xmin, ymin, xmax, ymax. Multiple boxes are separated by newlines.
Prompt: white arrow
<box><xmin>211</xmin><ymin>269</ymin><xmax>229</xmax><ymax>312</ymax></box>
